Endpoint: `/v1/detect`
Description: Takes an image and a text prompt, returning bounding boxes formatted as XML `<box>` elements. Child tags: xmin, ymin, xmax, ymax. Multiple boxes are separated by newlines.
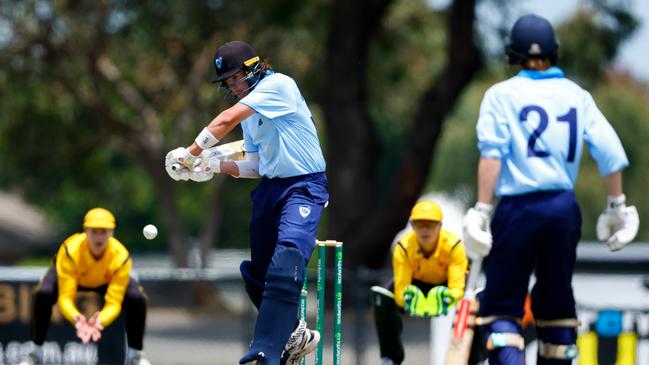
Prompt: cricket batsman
<box><xmin>462</xmin><ymin>14</ymin><xmax>639</xmax><ymax>364</ymax></box>
<box><xmin>165</xmin><ymin>41</ymin><xmax>328</xmax><ymax>365</ymax></box>
<box><xmin>371</xmin><ymin>200</ymin><xmax>468</xmax><ymax>365</ymax></box>
<box><xmin>19</xmin><ymin>208</ymin><xmax>150</xmax><ymax>365</ymax></box>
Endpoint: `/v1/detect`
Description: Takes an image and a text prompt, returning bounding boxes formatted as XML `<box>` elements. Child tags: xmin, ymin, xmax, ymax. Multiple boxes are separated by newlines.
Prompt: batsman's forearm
<box><xmin>220</xmin><ymin>160</ymin><xmax>239</xmax><ymax>176</ymax></box>
<box><xmin>188</xmin><ymin>103</ymin><xmax>254</xmax><ymax>156</ymax></box>
<box><xmin>604</xmin><ymin>170</ymin><xmax>623</xmax><ymax>197</ymax></box>
<box><xmin>477</xmin><ymin>157</ymin><xmax>501</xmax><ymax>204</ymax></box>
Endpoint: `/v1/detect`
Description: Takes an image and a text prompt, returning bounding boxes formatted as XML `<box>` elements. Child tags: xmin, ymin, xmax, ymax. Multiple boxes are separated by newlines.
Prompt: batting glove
<box><xmin>188</xmin><ymin>169</ymin><xmax>213</xmax><ymax>182</ymax></box>
<box><xmin>596</xmin><ymin>194</ymin><xmax>639</xmax><ymax>251</ymax></box>
<box><xmin>191</xmin><ymin>148</ymin><xmax>222</xmax><ymax>174</ymax></box>
<box><xmin>171</xmin><ymin>147</ymin><xmax>198</xmax><ymax>167</ymax></box>
<box><xmin>165</xmin><ymin>149</ymin><xmax>191</xmax><ymax>181</ymax></box>
<box><xmin>463</xmin><ymin>202</ymin><xmax>493</xmax><ymax>259</ymax></box>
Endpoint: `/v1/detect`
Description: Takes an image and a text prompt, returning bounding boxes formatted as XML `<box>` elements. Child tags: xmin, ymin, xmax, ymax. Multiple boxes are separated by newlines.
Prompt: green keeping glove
<box><xmin>426</xmin><ymin>286</ymin><xmax>456</xmax><ymax>316</ymax></box>
<box><xmin>403</xmin><ymin>285</ymin><xmax>429</xmax><ymax>317</ymax></box>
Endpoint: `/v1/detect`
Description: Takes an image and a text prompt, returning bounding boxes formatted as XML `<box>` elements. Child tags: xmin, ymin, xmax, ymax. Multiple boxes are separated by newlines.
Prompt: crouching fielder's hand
<box><xmin>463</xmin><ymin>202</ymin><xmax>493</xmax><ymax>259</ymax></box>
<box><xmin>597</xmin><ymin>194</ymin><xmax>639</xmax><ymax>251</ymax></box>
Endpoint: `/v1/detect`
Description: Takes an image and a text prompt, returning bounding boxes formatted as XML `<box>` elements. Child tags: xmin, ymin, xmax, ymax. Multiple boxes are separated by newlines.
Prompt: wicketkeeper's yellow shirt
<box><xmin>55</xmin><ymin>233</ymin><xmax>132</xmax><ymax>326</ymax></box>
<box><xmin>393</xmin><ymin>229</ymin><xmax>468</xmax><ymax>308</ymax></box>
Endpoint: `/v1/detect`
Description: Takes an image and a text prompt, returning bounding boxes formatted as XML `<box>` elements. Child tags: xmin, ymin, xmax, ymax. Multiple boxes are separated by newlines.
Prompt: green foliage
<box><xmin>369</xmin><ymin>0</ymin><xmax>448</xmax><ymax>198</ymax></box>
<box><xmin>1</xmin><ymin>0</ymin><xmax>647</xmax><ymax>261</ymax></box>
<box><xmin>426</xmin><ymin>7</ymin><xmax>649</xmax><ymax>241</ymax></box>
<box><xmin>0</xmin><ymin>0</ymin><xmax>330</xmax><ymax>255</ymax></box>
<box><xmin>557</xmin><ymin>4</ymin><xmax>638</xmax><ymax>88</ymax></box>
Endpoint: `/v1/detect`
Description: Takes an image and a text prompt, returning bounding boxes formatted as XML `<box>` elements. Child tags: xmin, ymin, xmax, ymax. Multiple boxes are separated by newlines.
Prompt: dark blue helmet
<box><xmin>506</xmin><ymin>14</ymin><xmax>559</xmax><ymax>65</ymax></box>
<box><xmin>211</xmin><ymin>41</ymin><xmax>268</xmax><ymax>100</ymax></box>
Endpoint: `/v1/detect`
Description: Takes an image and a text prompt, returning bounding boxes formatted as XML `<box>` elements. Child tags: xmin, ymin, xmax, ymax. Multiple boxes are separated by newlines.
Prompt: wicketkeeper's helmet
<box><xmin>506</xmin><ymin>14</ymin><xmax>559</xmax><ymax>65</ymax></box>
<box><xmin>409</xmin><ymin>201</ymin><xmax>443</xmax><ymax>222</ymax></box>
<box><xmin>83</xmin><ymin>208</ymin><xmax>116</xmax><ymax>229</ymax></box>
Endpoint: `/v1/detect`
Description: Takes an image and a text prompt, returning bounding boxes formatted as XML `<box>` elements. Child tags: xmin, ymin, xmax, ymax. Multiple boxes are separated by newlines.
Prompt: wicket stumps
<box><xmin>299</xmin><ymin>240</ymin><xmax>343</xmax><ymax>365</ymax></box>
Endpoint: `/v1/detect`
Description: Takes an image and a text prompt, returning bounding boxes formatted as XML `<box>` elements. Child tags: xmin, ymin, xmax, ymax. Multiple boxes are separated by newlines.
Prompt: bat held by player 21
<box><xmin>444</xmin><ymin>258</ymin><xmax>482</xmax><ymax>364</ymax></box>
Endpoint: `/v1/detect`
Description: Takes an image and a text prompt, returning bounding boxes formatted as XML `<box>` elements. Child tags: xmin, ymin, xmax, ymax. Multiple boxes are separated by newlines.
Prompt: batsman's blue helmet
<box><xmin>212</xmin><ymin>41</ymin><xmax>259</xmax><ymax>82</ymax></box>
<box><xmin>211</xmin><ymin>41</ymin><xmax>267</xmax><ymax>100</ymax></box>
<box><xmin>506</xmin><ymin>14</ymin><xmax>559</xmax><ymax>65</ymax></box>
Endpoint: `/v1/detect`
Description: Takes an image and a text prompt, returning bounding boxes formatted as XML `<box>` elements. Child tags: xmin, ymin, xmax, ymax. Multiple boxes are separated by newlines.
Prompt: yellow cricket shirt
<box><xmin>393</xmin><ymin>229</ymin><xmax>468</xmax><ymax>308</ymax></box>
<box><xmin>55</xmin><ymin>233</ymin><xmax>132</xmax><ymax>326</ymax></box>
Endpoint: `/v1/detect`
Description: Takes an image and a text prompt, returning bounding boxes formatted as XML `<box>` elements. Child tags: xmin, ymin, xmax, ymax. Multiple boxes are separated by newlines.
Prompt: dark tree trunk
<box><xmin>322</xmin><ymin>0</ymin><xmax>392</xmax><ymax>263</ymax></box>
<box><xmin>324</xmin><ymin>0</ymin><xmax>483</xmax><ymax>268</ymax></box>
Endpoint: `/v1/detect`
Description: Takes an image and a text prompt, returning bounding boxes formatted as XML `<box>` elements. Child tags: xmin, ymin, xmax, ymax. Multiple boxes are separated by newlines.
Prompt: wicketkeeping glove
<box><xmin>463</xmin><ymin>202</ymin><xmax>494</xmax><ymax>259</ymax></box>
<box><xmin>596</xmin><ymin>194</ymin><xmax>639</xmax><ymax>251</ymax></box>
<box><xmin>403</xmin><ymin>285</ymin><xmax>429</xmax><ymax>317</ymax></box>
<box><xmin>426</xmin><ymin>286</ymin><xmax>456</xmax><ymax>317</ymax></box>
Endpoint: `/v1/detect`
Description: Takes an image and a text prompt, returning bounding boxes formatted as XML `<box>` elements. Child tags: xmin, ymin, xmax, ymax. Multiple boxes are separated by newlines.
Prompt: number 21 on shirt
<box><xmin>519</xmin><ymin>105</ymin><xmax>577</xmax><ymax>162</ymax></box>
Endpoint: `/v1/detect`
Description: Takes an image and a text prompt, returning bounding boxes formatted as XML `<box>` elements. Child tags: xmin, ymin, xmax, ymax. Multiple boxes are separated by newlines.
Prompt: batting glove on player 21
<box><xmin>463</xmin><ymin>202</ymin><xmax>494</xmax><ymax>259</ymax></box>
<box><xmin>596</xmin><ymin>194</ymin><xmax>639</xmax><ymax>251</ymax></box>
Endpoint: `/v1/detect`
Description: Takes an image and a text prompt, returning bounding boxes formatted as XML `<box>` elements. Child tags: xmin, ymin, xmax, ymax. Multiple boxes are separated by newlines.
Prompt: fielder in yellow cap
<box><xmin>20</xmin><ymin>208</ymin><xmax>151</xmax><ymax>365</ymax></box>
<box><xmin>371</xmin><ymin>200</ymin><xmax>469</xmax><ymax>365</ymax></box>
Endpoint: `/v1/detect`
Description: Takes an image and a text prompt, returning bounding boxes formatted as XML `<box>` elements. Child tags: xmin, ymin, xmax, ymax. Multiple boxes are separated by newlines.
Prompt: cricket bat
<box><xmin>444</xmin><ymin>258</ymin><xmax>482</xmax><ymax>364</ymax></box>
<box><xmin>171</xmin><ymin>139</ymin><xmax>246</xmax><ymax>171</ymax></box>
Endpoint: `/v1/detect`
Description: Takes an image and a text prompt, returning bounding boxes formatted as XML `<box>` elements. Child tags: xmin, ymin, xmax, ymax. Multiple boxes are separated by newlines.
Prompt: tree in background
<box><xmin>427</xmin><ymin>2</ymin><xmax>647</xmax><ymax>250</ymax></box>
<box><xmin>321</xmin><ymin>0</ymin><xmax>483</xmax><ymax>268</ymax></box>
<box><xmin>0</xmin><ymin>0</ymin><xmax>322</xmax><ymax>266</ymax></box>
<box><xmin>0</xmin><ymin>0</ymin><xmax>645</xmax><ymax>269</ymax></box>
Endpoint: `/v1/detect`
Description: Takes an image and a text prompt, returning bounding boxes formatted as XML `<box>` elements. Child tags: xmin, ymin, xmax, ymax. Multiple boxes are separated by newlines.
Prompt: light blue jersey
<box><xmin>476</xmin><ymin>67</ymin><xmax>628</xmax><ymax>196</ymax></box>
<box><xmin>238</xmin><ymin>73</ymin><xmax>326</xmax><ymax>178</ymax></box>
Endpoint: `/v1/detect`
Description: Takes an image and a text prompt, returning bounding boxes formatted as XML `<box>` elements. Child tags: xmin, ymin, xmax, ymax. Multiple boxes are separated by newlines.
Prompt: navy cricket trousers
<box><xmin>248</xmin><ymin>172</ymin><xmax>329</xmax><ymax>282</ymax></box>
<box><xmin>479</xmin><ymin>190</ymin><xmax>582</xmax><ymax>321</ymax></box>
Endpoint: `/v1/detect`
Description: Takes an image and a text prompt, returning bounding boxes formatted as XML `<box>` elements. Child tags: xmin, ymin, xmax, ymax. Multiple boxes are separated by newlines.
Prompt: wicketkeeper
<box><xmin>20</xmin><ymin>208</ymin><xmax>150</xmax><ymax>365</ymax></box>
<box><xmin>371</xmin><ymin>200</ymin><xmax>469</xmax><ymax>365</ymax></box>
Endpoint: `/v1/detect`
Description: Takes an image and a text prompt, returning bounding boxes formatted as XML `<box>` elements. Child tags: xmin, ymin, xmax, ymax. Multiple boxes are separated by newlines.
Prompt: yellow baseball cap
<box><xmin>83</xmin><ymin>208</ymin><xmax>116</xmax><ymax>229</ymax></box>
<box><xmin>409</xmin><ymin>201</ymin><xmax>443</xmax><ymax>222</ymax></box>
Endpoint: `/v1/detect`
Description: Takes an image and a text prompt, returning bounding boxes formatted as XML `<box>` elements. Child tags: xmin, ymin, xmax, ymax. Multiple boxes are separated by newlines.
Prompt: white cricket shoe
<box><xmin>128</xmin><ymin>350</ymin><xmax>152</xmax><ymax>365</ymax></box>
<box><xmin>381</xmin><ymin>357</ymin><xmax>397</xmax><ymax>365</ymax></box>
<box><xmin>282</xmin><ymin>319</ymin><xmax>320</xmax><ymax>365</ymax></box>
<box><xmin>18</xmin><ymin>349</ymin><xmax>42</xmax><ymax>365</ymax></box>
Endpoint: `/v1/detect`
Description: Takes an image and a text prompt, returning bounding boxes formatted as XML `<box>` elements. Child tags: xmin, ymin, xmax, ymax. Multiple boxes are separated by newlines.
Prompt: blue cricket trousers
<box><xmin>248</xmin><ymin>172</ymin><xmax>329</xmax><ymax>279</ymax></box>
<box><xmin>479</xmin><ymin>190</ymin><xmax>582</xmax><ymax>320</ymax></box>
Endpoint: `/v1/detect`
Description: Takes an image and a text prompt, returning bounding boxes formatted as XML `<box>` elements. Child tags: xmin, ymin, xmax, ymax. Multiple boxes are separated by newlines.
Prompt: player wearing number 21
<box><xmin>165</xmin><ymin>41</ymin><xmax>327</xmax><ymax>365</ymax></box>
<box><xmin>462</xmin><ymin>14</ymin><xmax>640</xmax><ymax>365</ymax></box>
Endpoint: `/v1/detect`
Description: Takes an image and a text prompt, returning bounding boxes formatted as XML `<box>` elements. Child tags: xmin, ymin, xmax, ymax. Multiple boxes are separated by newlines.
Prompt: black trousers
<box><xmin>32</xmin><ymin>266</ymin><xmax>147</xmax><ymax>350</ymax></box>
<box><xmin>372</xmin><ymin>279</ymin><xmax>437</xmax><ymax>364</ymax></box>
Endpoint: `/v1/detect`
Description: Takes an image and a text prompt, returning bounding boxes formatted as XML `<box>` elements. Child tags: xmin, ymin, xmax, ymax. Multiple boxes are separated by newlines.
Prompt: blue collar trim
<box><xmin>518</xmin><ymin>66</ymin><xmax>564</xmax><ymax>80</ymax></box>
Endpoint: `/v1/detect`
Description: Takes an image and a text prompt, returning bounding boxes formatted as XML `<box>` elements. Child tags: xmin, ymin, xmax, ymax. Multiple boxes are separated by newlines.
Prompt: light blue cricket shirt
<box><xmin>476</xmin><ymin>67</ymin><xmax>629</xmax><ymax>196</ymax></box>
<box><xmin>239</xmin><ymin>73</ymin><xmax>326</xmax><ymax>178</ymax></box>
